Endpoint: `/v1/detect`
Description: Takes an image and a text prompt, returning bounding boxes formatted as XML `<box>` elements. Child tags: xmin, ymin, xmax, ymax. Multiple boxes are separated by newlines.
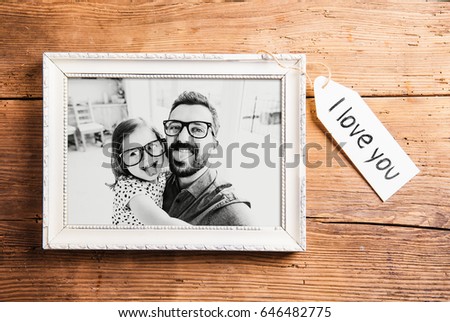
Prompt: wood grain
<box><xmin>0</xmin><ymin>100</ymin><xmax>42</xmax><ymax>221</ymax></box>
<box><xmin>0</xmin><ymin>220</ymin><xmax>449</xmax><ymax>301</ymax></box>
<box><xmin>0</xmin><ymin>1</ymin><xmax>449</xmax><ymax>98</ymax></box>
<box><xmin>0</xmin><ymin>0</ymin><xmax>449</xmax><ymax>302</ymax></box>
<box><xmin>307</xmin><ymin>97</ymin><xmax>450</xmax><ymax>229</ymax></box>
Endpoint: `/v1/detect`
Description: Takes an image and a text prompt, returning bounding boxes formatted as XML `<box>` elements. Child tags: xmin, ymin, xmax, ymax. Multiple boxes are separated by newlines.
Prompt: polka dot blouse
<box><xmin>112</xmin><ymin>173</ymin><xmax>168</xmax><ymax>226</ymax></box>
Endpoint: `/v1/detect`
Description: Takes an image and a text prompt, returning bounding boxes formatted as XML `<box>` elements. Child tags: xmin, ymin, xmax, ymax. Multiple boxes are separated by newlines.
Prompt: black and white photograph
<box><xmin>43</xmin><ymin>53</ymin><xmax>305</xmax><ymax>251</ymax></box>
<box><xmin>67</xmin><ymin>77</ymin><xmax>282</xmax><ymax>227</ymax></box>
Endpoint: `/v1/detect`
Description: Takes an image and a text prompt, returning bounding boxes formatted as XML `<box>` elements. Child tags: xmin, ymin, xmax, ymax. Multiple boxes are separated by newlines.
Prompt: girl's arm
<box><xmin>128</xmin><ymin>194</ymin><xmax>191</xmax><ymax>226</ymax></box>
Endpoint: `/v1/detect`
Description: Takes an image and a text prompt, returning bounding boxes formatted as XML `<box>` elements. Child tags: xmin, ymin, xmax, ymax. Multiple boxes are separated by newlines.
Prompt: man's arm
<box><xmin>205</xmin><ymin>202</ymin><xmax>255</xmax><ymax>226</ymax></box>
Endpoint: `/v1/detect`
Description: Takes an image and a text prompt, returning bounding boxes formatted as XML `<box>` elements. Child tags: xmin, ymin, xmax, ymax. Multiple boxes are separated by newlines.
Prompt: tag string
<box><xmin>306</xmin><ymin>61</ymin><xmax>331</xmax><ymax>89</ymax></box>
<box><xmin>257</xmin><ymin>50</ymin><xmax>331</xmax><ymax>89</ymax></box>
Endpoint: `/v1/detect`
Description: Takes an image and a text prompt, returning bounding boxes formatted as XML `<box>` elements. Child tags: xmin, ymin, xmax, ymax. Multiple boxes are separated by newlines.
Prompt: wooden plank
<box><xmin>0</xmin><ymin>220</ymin><xmax>448</xmax><ymax>301</ymax></box>
<box><xmin>307</xmin><ymin>97</ymin><xmax>450</xmax><ymax>229</ymax></box>
<box><xmin>0</xmin><ymin>1</ymin><xmax>449</xmax><ymax>98</ymax></box>
<box><xmin>0</xmin><ymin>100</ymin><xmax>42</xmax><ymax>220</ymax></box>
<box><xmin>1</xmin><ymin>98</ymin><xmax>448</xmax><ymax>230</ymax></box>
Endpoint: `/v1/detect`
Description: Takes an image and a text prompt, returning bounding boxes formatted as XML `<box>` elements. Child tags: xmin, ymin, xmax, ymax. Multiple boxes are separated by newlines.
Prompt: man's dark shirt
<box><xmin>163</xmin><ymin>168</ymin><xmax>252</xmax><ymax>225</ymax></box>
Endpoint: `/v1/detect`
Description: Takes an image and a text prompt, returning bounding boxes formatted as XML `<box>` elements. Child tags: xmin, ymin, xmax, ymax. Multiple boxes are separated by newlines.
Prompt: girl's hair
<box><xmin>108</xmin><ymin>118</ymin><xmax>164</xmax><ymax>188</ymax></box>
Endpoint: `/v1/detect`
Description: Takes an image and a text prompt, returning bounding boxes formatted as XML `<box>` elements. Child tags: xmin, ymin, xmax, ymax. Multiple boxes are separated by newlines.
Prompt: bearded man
<box><xmin>162</xmin><ymin>91</ymin><xmax>254</xmax><ymax>226</ymax></box>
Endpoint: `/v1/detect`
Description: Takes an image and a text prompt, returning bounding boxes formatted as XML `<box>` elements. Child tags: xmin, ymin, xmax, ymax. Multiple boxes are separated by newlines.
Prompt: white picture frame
<box><xmin>42</xmin><ymin>53</ymin><xmax>306</xmax><ymax>251</ymax></box>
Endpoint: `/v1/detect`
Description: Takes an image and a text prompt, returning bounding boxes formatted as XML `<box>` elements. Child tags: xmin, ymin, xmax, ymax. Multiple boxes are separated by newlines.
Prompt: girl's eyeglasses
<box><xmin>120</xmin><ymin>139</ymin><xmax>166</xmax><ymax>167</ymax></box>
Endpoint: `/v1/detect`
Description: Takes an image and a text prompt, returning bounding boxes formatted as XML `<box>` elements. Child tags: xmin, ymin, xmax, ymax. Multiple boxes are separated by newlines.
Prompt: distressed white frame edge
<box><xmin>42</xmin><ymin>53</ymin><xmax>306</xmax><ymax>252</ymax></box>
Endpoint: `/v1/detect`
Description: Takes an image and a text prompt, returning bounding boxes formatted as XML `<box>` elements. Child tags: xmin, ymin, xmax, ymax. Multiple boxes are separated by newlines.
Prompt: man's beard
<box><xmin>168</xmin><ymin>142</ymin><xmax>209</xmax><ymax>177</ymax></box>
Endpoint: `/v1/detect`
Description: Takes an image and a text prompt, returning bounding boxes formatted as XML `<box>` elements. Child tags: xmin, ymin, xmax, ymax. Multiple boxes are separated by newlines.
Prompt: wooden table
<box><xmin>1</xmin><ymin>1</ymin><xmax>449</xmax><ymax>301</ymax></box>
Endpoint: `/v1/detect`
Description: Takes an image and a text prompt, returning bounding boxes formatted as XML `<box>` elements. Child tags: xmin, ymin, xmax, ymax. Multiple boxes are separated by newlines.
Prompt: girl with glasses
<box><xmin>109</xmin><ymin>118</ymin><xmax>190</xmax><ymax>226</ymax></box>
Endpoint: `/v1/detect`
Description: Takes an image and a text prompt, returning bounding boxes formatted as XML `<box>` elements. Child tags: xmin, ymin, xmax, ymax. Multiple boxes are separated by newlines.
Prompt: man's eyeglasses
<box><xmin>120</xmin><ymin>139</ymin><xmax>166</xmax><ymax>167</ymax></box>
<box><xmin>163</xmin><ymin>120</ymin><xmax>214</xmax><ymax>139</ymax></box>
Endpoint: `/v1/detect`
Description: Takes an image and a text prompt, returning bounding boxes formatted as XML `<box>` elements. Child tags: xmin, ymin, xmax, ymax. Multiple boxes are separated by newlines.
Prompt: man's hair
<box><xmin>170</xmin><ymin>91</ymin><xmax>220</xmax><ymax>136</ymax></box>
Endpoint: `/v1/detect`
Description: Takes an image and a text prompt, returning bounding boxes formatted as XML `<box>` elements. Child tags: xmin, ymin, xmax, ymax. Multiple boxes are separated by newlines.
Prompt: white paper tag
<box><xmin>314</xmin><ymin>76</ymin><xmax>419</xmax><ymax>201</ymax></box>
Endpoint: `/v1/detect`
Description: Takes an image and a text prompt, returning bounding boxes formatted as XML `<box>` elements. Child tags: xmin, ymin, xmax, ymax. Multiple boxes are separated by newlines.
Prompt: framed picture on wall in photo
<box><xmin>42</xmin><ymin>53</ymin><xmax>306</xmax><ymax>251</ymax></box>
